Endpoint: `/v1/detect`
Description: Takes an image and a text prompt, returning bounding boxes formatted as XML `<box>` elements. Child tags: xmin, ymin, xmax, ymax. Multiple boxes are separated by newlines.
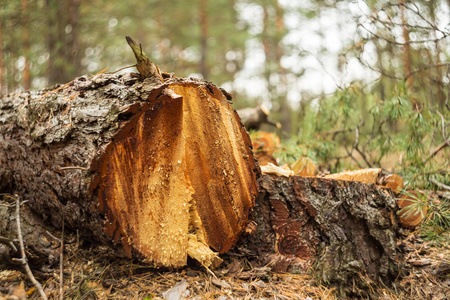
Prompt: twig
<box><xmin>424</xmin><ymin>139</ymin><xmax>450</xmax><ymax>163</ymax></box>
<box><xmin>44</xmin><ymin>230</ymin><xmax>61</xmax><ymax>242</ymax></box>
<box><xmin>204</xmin><ymin>266</ymin><xmax>218</xmax><ymax>280</ymax></box>
<box><xmin>353</xmin><ymin>125</ymin><xmax>373</xmax><ymax>168</ymax></box>
<box><xmin>58</xmin><ymin>166</ymin><xmax>88</xmax><ymax>171</ymax></box>
<box><xmin>430</xmin><ymin>178</ymin><xmax>450</xmax><ymax>191</ymax></box>
<box><xmin>0</xmin><ymin>236</ymin><xmax>18</xmax><ymax>252</ymax></box>
<box><xmin>436</xmin><ymin>110</ymin><xmax>447</xmax><ymax>142</ymax></box>
<box><xmin>344</xmin><ymin>143</ymin><xmax>363</xmax><ymax>169</ymax></box>
<box><xmin>358</xmin><ymin>23</ymin><xmax>448</xmax><ymax>46</ymax></box>
<box><xmin>404</xmin><ymin>63</ymin><xmax>450</xmax><ymax>82</ymax></box>
<box><xmin>109</xmin><ymin>65</ymin><xmax>136</xmax><ymax>74</ymax></box>
<box><xmin>60</xmin><ymin>218</ymin><xmax>65</xmax><ymax>300</ymax></box>
<box><xmin>319</xmin><ymin>128</ymin><xmax>353</xmax><ymax>138</ymax></box>
<box><xmin>13</xmin><ymin>194</ymin><xmax>48</xmax><ymax>300</ymax></box>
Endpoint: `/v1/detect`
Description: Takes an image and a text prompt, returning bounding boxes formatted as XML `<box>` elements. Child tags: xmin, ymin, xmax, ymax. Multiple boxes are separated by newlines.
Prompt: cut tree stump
<box><xmin>0</xmin><ymin>73</ymin><xmax>258</xmax><ymax>268</ymax></box>
<box><xmin>242</xmin><ymin>174</ymin><xmax>401</xmax><ymax>292</ymax></box>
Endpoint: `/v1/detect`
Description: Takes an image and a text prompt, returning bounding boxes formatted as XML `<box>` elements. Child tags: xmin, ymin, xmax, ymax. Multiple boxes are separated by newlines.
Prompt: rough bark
<box><xmin>242</xmin><ymin>174</ymin><xmax>401</xmax><ymax>293</ymax></box>
<box><xmin>0</xmin><ymin>72</ymin><xmax>258</xmax><ymax>268</ymax></box>
<box><xmin>0</xmin><ymin>200</ymin><xmax>60</xmax><ymax>269</ymax></box>
<box><xmin>1</xmin><ymin>73</ymin><xmax>403</xmax><ymax>292</ymax></box>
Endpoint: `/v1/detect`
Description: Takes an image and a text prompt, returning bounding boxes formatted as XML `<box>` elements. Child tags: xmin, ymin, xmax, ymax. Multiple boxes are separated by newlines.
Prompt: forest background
<box><xmin>0</xmin><ymin>0</ymin><xmax>449</xmax><ymax>239</ymax></box>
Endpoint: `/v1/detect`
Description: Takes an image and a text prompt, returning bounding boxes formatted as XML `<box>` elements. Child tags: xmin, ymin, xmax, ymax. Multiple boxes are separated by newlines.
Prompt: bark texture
<box><xmin>243</xmin><ymin>174</ymin><xmax>401</xmax><ymax>292</ymax></box>
<box><xmin>1</xmin><ymin>73</ymin><xmax>403</xmax><ymax>292</ymax></box>
<box><xmin>0</xmin><ymin>73</ymin><xmax>258</xmax><ymax>268</ymax></box>
<box><xmin>0</xmin><ymin>201</ymin><xmax>60</xmax><ymax>269</ymax></box>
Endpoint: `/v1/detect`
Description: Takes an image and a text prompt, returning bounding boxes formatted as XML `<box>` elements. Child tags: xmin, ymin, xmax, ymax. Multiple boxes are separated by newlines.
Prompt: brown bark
<box><xmin>242</xmin><ymin>174</ymin><xmax>402</xmax><ymax>294</ymax></box>
<box><xmin>0</xmin><ymin>73</ymin><xmax>258</xmax><ymax>268</ymax></box>
<box><xmin>1</xmin><ymin>73</ymin><xmax>403</xmax><ymax>292</ymax></box>
<box><xmin>0</xmin><ymin>200</ymin><xmax>60</xmax><ymax>269</ymax></box>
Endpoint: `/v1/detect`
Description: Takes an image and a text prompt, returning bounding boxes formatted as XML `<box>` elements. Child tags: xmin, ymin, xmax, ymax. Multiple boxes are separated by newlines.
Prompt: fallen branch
<box><xmin>59</xmin><ymin>218</ymin><xmax>64</xmax><ymax>300</ymax></box>
<box><xmin>424</xmin><ymin>139</ymin><xmax>450</xmax><ymax>163</ymax></box>
<box><xmin>13</xmin><ymin>194</ymin><xmax>48</xmax><ymax>300</ymax></box>
<box><xmin>430</xmin><ymin>178</ymin><xmax>450</xmax><ymax>191</ymax></box>
<box><xmin>353</xmin><ymin>125</ymin><xmax>373</xmax><ymax>168</ymax></box>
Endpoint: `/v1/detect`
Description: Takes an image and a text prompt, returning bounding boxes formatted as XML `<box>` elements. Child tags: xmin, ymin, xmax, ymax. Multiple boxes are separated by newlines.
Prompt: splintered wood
<box><xmin>325</xmin><ymin>168</ymin><xmax>404</xmax><ymax>192</ymax></box>
<box><xmin>90</xmin><ymin>79</ymin><xmax>258</xmax><ymax>268</ymax></box>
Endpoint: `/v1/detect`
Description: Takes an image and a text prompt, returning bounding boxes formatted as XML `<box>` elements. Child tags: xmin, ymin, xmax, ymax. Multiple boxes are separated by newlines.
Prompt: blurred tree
<box><xmin>0</xmin><ymin>0</ymin><xmax>447</xmax><ymax>115</ymax></box>
<box><xmin>1</xmin><ymin>0</ymin><xmax>21</xmax><ymax>93</ymax></box>
<box><xmin>0</xmin><ymin>0</ymin><xmax>5</xmax><ymax>94</ymax></box>
<box><xmin>21</xmin><ymin>0</ymin><xmax>31</xmax><ymax>90</ymax></box>
<box><xmin>351</xmin><ymin>0</ymin><xmax>449</xmax><ymax>108</ymax></box>
<box><xmin>199</xmin><ymin>0</ymin><xmax>208</xmax><ymax>79</ymax></box>
<box><xmin>261</xmin><ymin>0</ymin><xmax>289</xmax><ymax>132</ymax></box>
<box><xmin>46</xmin><ymin>0</ymin><xmax>81</xmax><ymax>85</ymax></box>
<box><xmin>280</xmin><ymin>0</ymin><xmax>449</xmax><ymax>190</ymax></box>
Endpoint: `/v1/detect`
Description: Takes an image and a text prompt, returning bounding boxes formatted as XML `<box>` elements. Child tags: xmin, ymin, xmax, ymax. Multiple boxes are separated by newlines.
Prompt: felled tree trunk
<box><xmin>242</xmin><ymin>174</ymin><xmax>401</xmax><ymax>293</ymax></box>
<box><xmin>1</xmin><ymin>72</ymin><xmax>403</xmax><ymax>293</ymax></box>
<box><xmin>0</xmin><ymin>73</ymin><xmax>258</xmax><ymax>268</ymax></box>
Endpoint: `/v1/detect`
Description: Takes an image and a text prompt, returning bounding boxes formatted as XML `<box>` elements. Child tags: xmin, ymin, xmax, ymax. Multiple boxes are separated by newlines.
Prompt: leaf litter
<box><xmin>0</xmin><ymin>229</ymin><xmax>448</xmax><ymax>299</ymax></box>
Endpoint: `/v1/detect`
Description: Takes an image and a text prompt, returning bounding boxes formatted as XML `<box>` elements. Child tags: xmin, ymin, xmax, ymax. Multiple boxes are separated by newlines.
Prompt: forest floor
<box><xmin>0</xmin><ymin>229</ymin><xmax>448</xmax><ymax>300</ymax></box>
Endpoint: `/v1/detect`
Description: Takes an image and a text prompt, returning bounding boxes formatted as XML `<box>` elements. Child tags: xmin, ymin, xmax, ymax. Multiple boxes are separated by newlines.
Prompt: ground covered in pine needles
<box><xmin>0</xmin><ymin>229</ymin><xmax>448</xmax><ymax>300</ymax></box>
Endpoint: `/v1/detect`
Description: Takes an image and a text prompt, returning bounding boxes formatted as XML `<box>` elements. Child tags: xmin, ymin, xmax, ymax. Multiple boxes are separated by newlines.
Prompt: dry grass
<box><xmin>1</xmin><ymin>230</ymin><xmax>448</xmax><ymax>299</ymax></box>
<box><xmin>1</xmin><ymin>239</ymin><xmax>338</xmax><ymax>300</ymax></box>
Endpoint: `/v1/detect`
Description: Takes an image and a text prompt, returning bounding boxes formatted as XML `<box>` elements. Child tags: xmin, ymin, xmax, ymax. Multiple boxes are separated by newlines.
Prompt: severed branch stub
<box><xmin>126</xmin><ymin>36</ymin><xmax>163</xmax><ymax>83</ymax></box>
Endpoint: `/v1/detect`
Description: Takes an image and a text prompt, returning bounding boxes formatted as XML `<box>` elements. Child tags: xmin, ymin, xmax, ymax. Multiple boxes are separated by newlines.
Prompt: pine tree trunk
<box><xmin>242</xmin><ymin>174</ymin><xmax>401</xmax><ymax>293</ymax></box>
<box><xmin>0</xmin><ymin>73</ymin><xmax>402</xmax><ymax>292</ymax></box>
<box><xmin>0</xmin><ymin>73</ymin><xmax>259</xmax><ymax>268</ymax></box>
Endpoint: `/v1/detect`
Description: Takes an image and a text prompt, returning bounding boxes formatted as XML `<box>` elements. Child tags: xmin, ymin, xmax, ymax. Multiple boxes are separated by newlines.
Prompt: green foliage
<box><xmin>277</xmin><ymin>82</ymin><xmax>449</xmax><ymax>185</ymax></box>
<box><xmin>397</xmin><ymin>190</ymin><xmax>450</xmax><ymax>246</ymax></box>
<box><xmin>397</xmin><ymin>190</ymin><xmax>428</xmax><ymax>220</ymax></box>
<box><xmin>274</xmin><ymin>81</ymin><xmax>449</xmax><ymax>242</ymax></box>
<box><xmin>0</xmin><ymin>0</ymin><xmax>251</xmax><ymax>91</ymax></box>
